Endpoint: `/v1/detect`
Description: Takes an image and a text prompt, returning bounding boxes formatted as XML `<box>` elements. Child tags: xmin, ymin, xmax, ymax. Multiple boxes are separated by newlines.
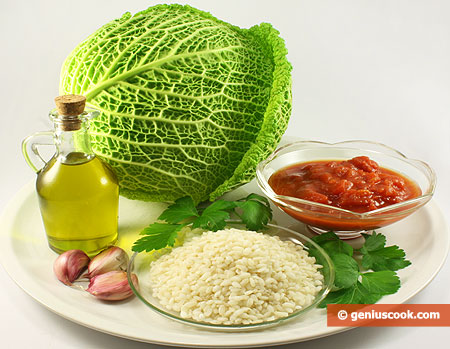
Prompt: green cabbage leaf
<box><xmin>60</xmin><ymin>4</ymin><xmax>292</xmax><ymax>203</ymax></box>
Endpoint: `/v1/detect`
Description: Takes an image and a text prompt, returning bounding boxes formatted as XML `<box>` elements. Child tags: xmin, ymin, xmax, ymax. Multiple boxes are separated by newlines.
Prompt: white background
<box><xmin>1</xmin><ymin>0</ymin><xmax>449</xmax><ymax>347</ymax></box>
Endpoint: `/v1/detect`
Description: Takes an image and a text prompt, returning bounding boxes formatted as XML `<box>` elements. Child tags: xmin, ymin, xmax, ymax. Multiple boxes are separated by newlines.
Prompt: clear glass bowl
<box><xmin>127</xmin><ymin>223</ymin><xmax>335</xmax><ymax>331</ymax></box>
<box><xmin>256</xmin><ymin>140</ymin><xmax>436</xmax><ymax>238</ymax></box>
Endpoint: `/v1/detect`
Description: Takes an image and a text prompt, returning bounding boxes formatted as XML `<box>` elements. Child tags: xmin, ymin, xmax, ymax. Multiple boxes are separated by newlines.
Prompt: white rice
<box><xmin>149</xmin><ymin>228</ymin><xmax>323</xmax><ymax>325</ymax></box>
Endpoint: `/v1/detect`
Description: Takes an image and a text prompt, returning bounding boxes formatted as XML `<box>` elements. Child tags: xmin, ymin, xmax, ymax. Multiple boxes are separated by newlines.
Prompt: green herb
<box><xmin>132</xmin><ymin>194</ymin><xmax>272</xmax><ymax>253</ymax></box>
<box><xmin>132</xmin><ymin>223</ymin><xmax>183</xmax><ymax>253</ymax></box>
<box><xmin>360</xmin><ymin>232</ymin><xmax>412</xmax><ymax>271</ymax></box>
<box><xmin>331</xmin><ymin>253</ymin><xmax>360</xmax><ymax>289</ymax></box>
<box><xmin>308</xmin><ymin>231</ymin><xmax>410</xmax><ymax>307</ymax></box>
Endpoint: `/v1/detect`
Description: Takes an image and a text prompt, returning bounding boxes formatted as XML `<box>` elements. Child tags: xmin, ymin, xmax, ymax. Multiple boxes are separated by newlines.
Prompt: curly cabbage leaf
<box><xmin>60</xmin><ymin>4</ymin><xmax>292</xmax><ymax>203</ymax></box>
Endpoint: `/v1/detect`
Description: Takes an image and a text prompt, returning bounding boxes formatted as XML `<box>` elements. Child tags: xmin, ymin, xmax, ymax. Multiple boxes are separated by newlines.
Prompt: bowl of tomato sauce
<box><xmin>256</xmin><ymin>140</ymin><xmax>436</xmax><ymax>238</ymax></box>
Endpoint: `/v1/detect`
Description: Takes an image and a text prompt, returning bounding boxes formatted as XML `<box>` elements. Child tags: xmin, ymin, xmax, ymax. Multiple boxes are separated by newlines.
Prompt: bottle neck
<box><xmin>54</xmin><ymin>120</ymin><xmax>95</xmax><ymax>164</ymax></box>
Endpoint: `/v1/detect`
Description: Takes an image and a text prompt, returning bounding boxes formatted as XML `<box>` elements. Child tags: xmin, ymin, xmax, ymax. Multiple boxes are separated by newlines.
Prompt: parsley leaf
<box><xmin>158</xmin><ymin>196</ymin><xmax>198</xmax><ymax>224</ymax></box>
<box><xmin>321</xmin><ymin>240</ymin><xmax>354</xmax><ymax>257</ymax></box>
<box><xmin>360</xmin><ymin>270</ymin><xmax>401</xmax><ymax>295</ymax></box>
<box><xmin>310</xmin><ymin>231</ymin><xmax>353</xmax><ymax>256</ymax></box>
<box><xmin>310</xmin><ymin>230</ymin><xmax>340</xmax><ymax>244</ymax></box>
<box><xmin>332</xmin><ymin>253</ymin><xmax>360</xmax><ymax>289</ymax></box>
<box><xmin>243</xmin><ymin>193</ymin><xmax>271</xmax><ymax>206</ymax></box>
<box><xmin>311</xmin><ymin>230</ymin><xmax>410</xmax><ymax>306</ymax></box>
<box><xmin>132</xmin><ymin>223</ymin><xmax>183</xmax><ymax>252</ymax></box>
<box><xmin>361</xmin><ymin>231</ymin><xmax>386</xmax><ymax>250</ymax></box>
<box><xmin>236</xmin><ymin>198</ymin><xmax>272</xmax><ymax>231</ymax></box>
<box><xmin>360</xmin><ymin>232</ymin><xmax>411</xmax><ymax>271</ymax></box>
<box><xmin>319</xmin><ymin>282</ymin><xmax>382</xmax><ymax>307</ymax></box>
<box><xmin>193</xmin><ymin>200</ymin><xmax>236</xmax><ymax>231</ymax></box>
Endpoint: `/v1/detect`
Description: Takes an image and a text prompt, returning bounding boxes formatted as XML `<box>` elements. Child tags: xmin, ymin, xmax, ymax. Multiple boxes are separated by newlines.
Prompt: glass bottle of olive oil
<box><xmin>23</xmin><ymin>95</ymin><xmax>119</xmax><ymax>255</ymax></box>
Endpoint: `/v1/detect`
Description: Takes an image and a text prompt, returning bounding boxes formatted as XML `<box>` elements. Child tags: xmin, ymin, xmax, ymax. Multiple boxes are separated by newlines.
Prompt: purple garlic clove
<box><xmin>87</xmin><ymin>246</ymin><xmax>129</xmax><ymax>278</ymax></box>
<box><xmin>86</xmin><ymin>270</ymin><xmax>138</xmax><ymax>301</ymax></box>
<box><xmin>53</xmin><ymin>249</ymin><xmax>90</xmax><ymax>286</ymax></box>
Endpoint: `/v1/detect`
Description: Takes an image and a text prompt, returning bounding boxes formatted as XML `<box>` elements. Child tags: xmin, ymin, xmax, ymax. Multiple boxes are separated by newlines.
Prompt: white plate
<box><xmin>0</xmin><ymin>180</ymin><xmax>448</xmax><ymax>348</ymax></box>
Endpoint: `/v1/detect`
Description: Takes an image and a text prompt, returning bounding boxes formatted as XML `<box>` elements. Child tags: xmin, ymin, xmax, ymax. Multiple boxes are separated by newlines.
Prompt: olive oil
<box><xmin>23</xmin><ymin>95</ymin><xmax>119</xmax><ymax>256</ymax></box>
<box><xmin>37</xmin><ymin>153</ymin><xmax>119</xmax><ymax>255</ymax></box>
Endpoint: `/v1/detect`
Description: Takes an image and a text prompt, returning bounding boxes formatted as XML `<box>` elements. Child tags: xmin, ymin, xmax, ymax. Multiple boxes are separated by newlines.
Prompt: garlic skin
<box><xmin>86</xmin><ymin>270</ymin><xmax>138</xmax><ymax>301</ymax></box>
<box><xmin>87</xmin><ymin>246</ymin><xmax>129</xmax><ymax>278</ymax></box>
<box><xmin>53</xmin><ymin>249</ymin><xmax>90</xmax><ymax>286</ymax></box>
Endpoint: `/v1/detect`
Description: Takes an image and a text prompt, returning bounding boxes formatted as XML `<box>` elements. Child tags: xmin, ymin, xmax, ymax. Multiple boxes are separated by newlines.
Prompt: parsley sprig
<box><xmin>132</xmin><ymin>193</ymin><xmax>272</xmax><ymax>253</ymax></box>
<box><xmin>308</xmin><ymin>231</ymin><xmax>411</xmax><ymax>307</ymax></box>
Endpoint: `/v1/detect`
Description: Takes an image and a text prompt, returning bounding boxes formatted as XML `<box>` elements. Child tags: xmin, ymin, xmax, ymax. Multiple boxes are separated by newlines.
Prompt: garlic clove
<box><xmin>87</xmin><ymin>246</ymin><xmax>129</xmax><ymax>278</ymax></box>
<box><xmin>53</xmin><ymin>249</ymin><xmax>90</xmax><ymax>286</ymax></box>
<box><xmin>86</xmin><ymin>270</ymin><xmax>138</xmax><ymax>301</ymax></box>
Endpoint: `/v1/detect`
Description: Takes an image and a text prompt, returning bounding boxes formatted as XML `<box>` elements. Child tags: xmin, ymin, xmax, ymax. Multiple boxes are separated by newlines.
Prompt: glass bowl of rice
<box><xmin>127</xmin><ymin>222</ymin><xmax>334</xmax><ymax>331</ymax></box>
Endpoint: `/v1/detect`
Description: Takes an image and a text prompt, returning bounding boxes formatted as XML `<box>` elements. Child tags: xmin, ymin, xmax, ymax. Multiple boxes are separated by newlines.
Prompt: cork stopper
<box><xmin>54</xmin><ymin>95</ymin><xmax>86</xmax><ymax>131</ymax></box>
<box><xmin>55</xmin><ymin>94</ymin><xmax>86</xmax><ymax>116</ymax></box>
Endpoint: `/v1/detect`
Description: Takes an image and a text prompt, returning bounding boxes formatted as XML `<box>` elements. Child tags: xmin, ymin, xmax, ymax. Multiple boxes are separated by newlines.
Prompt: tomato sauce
<box><xmin>268</xmin><ymin>156</ymin><xmax>421</xmax><ymax>213</ymax></box>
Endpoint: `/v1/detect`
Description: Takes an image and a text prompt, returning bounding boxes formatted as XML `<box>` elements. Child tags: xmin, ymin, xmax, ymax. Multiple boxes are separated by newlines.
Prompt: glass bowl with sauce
<box><xmin>256</xmin><ymin>140</ymin><xmax>436</xmax><ymax>238</ymax></box>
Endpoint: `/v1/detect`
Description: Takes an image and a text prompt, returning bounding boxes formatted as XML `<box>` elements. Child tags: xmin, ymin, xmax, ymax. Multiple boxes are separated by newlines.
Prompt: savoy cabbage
<box><xmin>60</xmin><ymin>4</ymin><xmax>292</xmax><ymax>203</ymax></box>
